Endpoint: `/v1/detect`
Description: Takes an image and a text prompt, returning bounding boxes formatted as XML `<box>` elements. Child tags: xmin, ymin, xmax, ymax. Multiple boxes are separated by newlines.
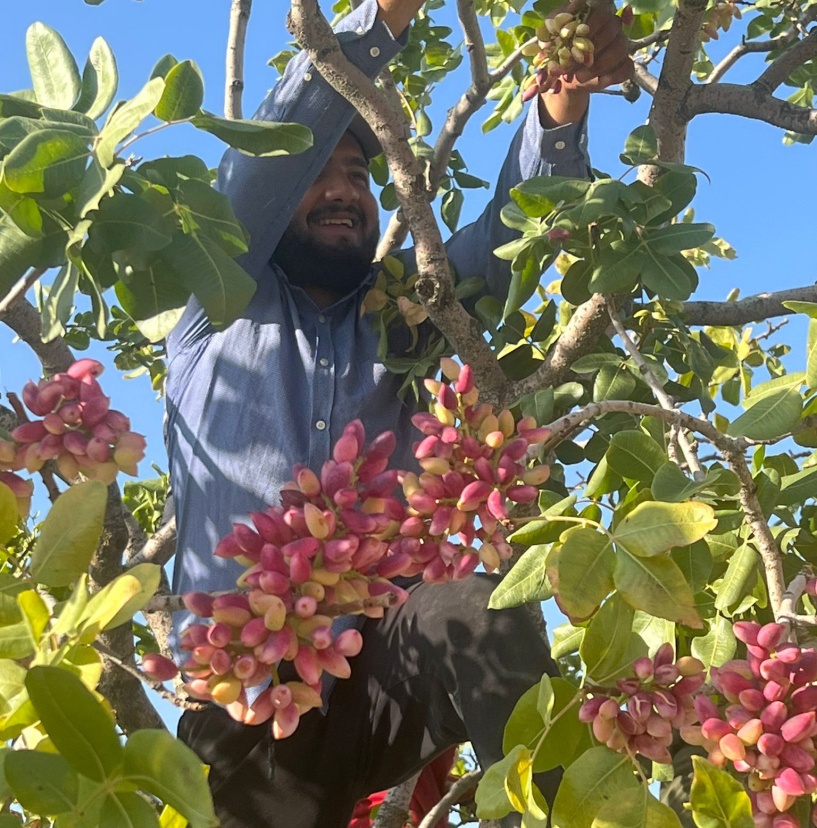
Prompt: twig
<box><xmin>629</xmin><ymin>30</ymin><xmax>671</xmax><ymax>51</ymax></box>
<box><xmin>0</xmin><ymin>267</ymin><xmax>46</xmax><ymax>320</ymax></box>
<box><xmin>127</xmin><ymin>517</ymin><xmax>177</xmax><ymax>568</ymax></box>
<box><xmin>671</xmin><ymin>285</ymin><xmax>817</xmax><ymax>327</ymax></box>
<box><xmin>607</xmin><ymin>305</ymin><xmax>704</xmax><ymax>479</ymax></box>
<box><xmin>754</xmin><ymin>27</ymin><xmax>817</xmax><ymax>94</ymax></box>
<box><xmin>707</xmin><ymin>31</ymin><xmax>796</xmax><ymax>84</ymax></box>
<box><xmin>92</xmin><ymin>641</ymin><xmax>205</xmax><ymax>714</ymax></box>
<box><xmin>372</xmin><ymin>774</ymin><xmax>421</xmax><ymax>828</ymax></box>
<box><xmin>38</xmin><ymin>464</ymin><xmax>62</xmax><ymax>504</ymax></box>
<box><xmin>779</xmin><ymin>572</ymin><xmax>811</xmax><ymax>633</ymax></box>
<box><xmin>755</xmin><ymin>317</ymin><xmax>789</xmax><ymax>342</ymax></box>
<box><xmin>417</xmin><ymin>770</ymin><xmax>482</xmax><ymax>828</ymax></box>
<box><xmin>225</xmin><ymin>0</ymin><xmax>253</xmax><ymax>119</ymax></box>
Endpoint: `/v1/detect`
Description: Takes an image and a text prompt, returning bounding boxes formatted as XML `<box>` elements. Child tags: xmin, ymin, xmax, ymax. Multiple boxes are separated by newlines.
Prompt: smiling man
<box><xmin>165</xmin><ymin>0</ymin><xmax>630</xmax><ymax>826</ymax></box>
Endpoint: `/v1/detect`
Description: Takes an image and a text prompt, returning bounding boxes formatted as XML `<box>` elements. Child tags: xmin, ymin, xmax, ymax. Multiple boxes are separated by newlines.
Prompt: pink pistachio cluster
<box><xmin>680</xmin><ymin>621</ymin><xmax>817</xmax><ymax>828</ymax></box>
<box><xmin>163</xmin><ymin>361</ymin><xmax>552</xmax><ymax>739</ymax></box>
<box><xmin>578</xmin><ymin>644</ymin><xmax>706</xmax><ymax>764</ymax></box>
<box><xmin>0</xmin><ymin>359</ymin><xmax>146</xmax><ymax>491</ymax></box>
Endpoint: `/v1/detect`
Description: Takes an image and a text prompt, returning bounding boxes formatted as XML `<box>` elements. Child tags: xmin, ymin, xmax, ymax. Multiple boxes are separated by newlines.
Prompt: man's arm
<box><xmin>376</xmin><ymin>0</ymin><xmax>424</xmax><ymax>38</ymax></box>
<box><xmin>444</xmin><ymin>2</ymin><xmax>632</xmax><ymax>300</ymax></box>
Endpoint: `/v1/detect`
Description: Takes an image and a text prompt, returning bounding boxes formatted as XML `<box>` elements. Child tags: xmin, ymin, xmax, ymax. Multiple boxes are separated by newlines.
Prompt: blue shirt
<box><xmin>166</xmin><ymin>0</ymin><xmax>590</xmax><ymax>652</ymax></box>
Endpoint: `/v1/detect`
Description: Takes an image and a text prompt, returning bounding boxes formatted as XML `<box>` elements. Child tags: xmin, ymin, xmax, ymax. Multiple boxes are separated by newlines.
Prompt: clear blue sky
<box><xmin>1</xmin><ymin>0</ymin><xmax>813</xmax><ymax>728</ymax></box>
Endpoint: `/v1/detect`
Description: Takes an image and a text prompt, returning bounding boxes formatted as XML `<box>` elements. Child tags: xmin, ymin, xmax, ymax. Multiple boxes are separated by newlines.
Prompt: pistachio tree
<box><xmin>1</xmin><ymin>0</ymin><xmax>817</xmax><ymax>825</ymax></box>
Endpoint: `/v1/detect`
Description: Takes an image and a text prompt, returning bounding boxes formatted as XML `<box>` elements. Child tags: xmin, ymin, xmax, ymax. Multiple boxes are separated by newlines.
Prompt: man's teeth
<box><xmin>319</xmin><ymin>218</ymin><xmax>354</xmax><ymax>227</ymax></box>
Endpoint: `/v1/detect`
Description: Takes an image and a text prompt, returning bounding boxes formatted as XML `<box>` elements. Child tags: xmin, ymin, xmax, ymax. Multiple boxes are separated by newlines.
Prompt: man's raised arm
<box><xmin>376</xmin><ymin>0</ymin><xmax>425</xmax><ymax>38</ymax></box>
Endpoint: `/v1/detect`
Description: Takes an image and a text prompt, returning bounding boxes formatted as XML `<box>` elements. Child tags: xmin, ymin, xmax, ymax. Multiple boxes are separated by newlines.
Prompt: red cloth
<box><xmin>348</xmin><ymin>748</ymin><xmax>457</xmax><ymax>828</ymax></box>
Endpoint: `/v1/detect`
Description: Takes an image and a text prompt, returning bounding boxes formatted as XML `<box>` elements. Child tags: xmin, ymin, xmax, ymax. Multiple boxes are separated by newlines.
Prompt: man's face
<box><xmin>273</xmin><ymin>132</ymin><xmax>380</xmax><ymax>300</ymax></box>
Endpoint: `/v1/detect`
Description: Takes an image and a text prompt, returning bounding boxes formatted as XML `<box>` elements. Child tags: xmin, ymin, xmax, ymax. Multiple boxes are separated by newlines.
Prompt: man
<box><xmin>166</xmin><ymin>1</ymin><xmax>631</xmax><ymax>825</ymax></box>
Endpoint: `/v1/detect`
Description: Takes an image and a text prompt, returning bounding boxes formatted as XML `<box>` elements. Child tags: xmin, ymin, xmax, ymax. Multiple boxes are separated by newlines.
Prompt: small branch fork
<box><xmin>607</xmin><ymin>305</ymin><xmax>704</xmax><ymax>479</ymax></box>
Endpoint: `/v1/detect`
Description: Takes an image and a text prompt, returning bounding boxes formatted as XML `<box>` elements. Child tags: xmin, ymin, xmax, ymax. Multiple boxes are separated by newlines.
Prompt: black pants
<box><xmin>178</xmin><ymin>574</ymin><xmax>561</xmax><ymax>828</ymax></box>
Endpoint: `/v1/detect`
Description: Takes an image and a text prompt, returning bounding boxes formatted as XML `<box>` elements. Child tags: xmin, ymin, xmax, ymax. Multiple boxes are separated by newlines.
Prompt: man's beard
<box><xmin>272</xmin><ymin>209</ymin><xmax>379</xmax><ymax>300</ymax></box>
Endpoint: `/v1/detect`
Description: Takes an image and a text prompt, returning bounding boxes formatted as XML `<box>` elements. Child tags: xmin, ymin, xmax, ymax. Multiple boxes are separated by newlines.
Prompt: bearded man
<box><xmin>165</xmin><ymin>1</ymin><xmax>631</xmax><ymax>825</ymax></box>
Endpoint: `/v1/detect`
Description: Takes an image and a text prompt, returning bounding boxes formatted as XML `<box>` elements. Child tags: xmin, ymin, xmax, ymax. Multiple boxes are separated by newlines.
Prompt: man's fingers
<box><xmin>597</xmin><ymin>56</ymin><xmax>635</xmax><ymax>89</ymax></box>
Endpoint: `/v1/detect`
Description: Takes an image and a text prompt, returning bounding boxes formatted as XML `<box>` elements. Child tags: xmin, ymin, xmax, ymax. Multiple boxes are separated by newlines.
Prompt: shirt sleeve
<box><xmin>169</xmin><ymin>0</ymin><xmax>406</xmax><ymax>352</ymax></box>
<box><xmin>444</xmin><ymin>100</ymin><xmax>591</xmax><ymax>302</ymax></box>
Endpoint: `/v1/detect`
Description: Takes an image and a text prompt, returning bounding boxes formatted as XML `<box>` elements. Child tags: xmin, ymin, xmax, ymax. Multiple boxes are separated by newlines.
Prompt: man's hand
<box><xmin>375</xmin><ymin>0</ymin><xmax>425</xmax><ymax>38</ymax></box>
<box><xmin>539</xmin><ymin>0</ymin><xmax>633</xmax><ymax>127</ymax></box>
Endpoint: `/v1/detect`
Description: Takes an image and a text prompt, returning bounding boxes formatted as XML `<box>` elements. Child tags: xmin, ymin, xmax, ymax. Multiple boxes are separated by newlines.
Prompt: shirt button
<box><xmin>318</xmin><ymin>314</ymin><xmax>326</xmax><ymax>324</ymax></box>
<box><xmin>554</xmin><ymin>140</ymin><xmax>566</xmax><ymax>150</ymax></box>
<box><xmin>357</xmin><ymin>26</ymin><xmax>365</xmax><ymax>34</ymax></box>
<box><xmin>316</xmin><ymin>420</ymin><xmax>327</xmax><ymax>431</ymax></box>
<box><xmin>369</xmin><ymin>46</ymin><xmax>381</xmax><ymax>58</ymax></box>
<box><xmin>304</xmin><ymin>72</ymin><xmax>312</xmax><ymax>82</ymax></box>
<box><xmin>319</xmin><ymin>358</ymin><xmax>329</xmax><ymax>368</ymax></box>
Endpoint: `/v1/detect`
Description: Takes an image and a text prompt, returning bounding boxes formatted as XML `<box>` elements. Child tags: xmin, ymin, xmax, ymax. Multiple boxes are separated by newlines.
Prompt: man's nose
<box><xmin>322</xmin><ymin>173</ymin><xmax>358</xmax><ymax>203</ymax></box>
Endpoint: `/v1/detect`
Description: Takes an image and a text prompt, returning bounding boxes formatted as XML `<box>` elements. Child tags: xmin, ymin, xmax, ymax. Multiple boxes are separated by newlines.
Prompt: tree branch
<box><xmin>417</xmin><ymin>770</ymin><xmax>482</xmax><ymax>828</ymax></box>
<box><xmin>671</xmin><ymin>285</ymin><xmax>817</xmax><ymax>326</ymax></box>
<box><xmin>126</xmin><ymin>517</ymin><xmax>177</xmax><ymax>568</ymax></box>
<box><xmin>510</xmin><ymin>294</ymin><xmax>611</xmax><ymax>401</ymax></box>
<box><xmin>629</xmin><ymin>30</ymin><xmax>671</xmax><ymax>51</ymax></box>
<box><xmin>707</xmin><ymin>31</ymin><xmax>796</xmax><ymax>85</ymax></box>
<box><xmin>0</xmin><ymin>267</ymin><xmax>46</xmax><ymax>320</ymax></box>
<box><xmin>632</xmin><ymin>62</ymin><xmax>660</xmax><ymax>96</ymax></box>
<box><xmin>225</xmin><ymin>0</ymin><xmax>253</xmax><ymax>119</ymax></box>
<box><xmin>288</xmin><ymin>0</ymin><xmax>509</xmax><ymax>402</ymax></box>
<box><xmin>687</xmin><ymin>82</ymin><xmax>817</xmax><ymax>133</ymax></box>
<box><xmin>754</xmin><ymin>26</ymin><xmax>817</xmax><ymax>94</ymax></box>
<box><xmin>608</xmin><ymin>306</ymin><xmax>703</xmax><ymax>479</ymax></box>
<box><xmin>372</xmin><ymin>773</ymin><xmax>420</xmax><ymax>828</ymax></box>
<box><xmin>2</xmin><ymin>297</ymin><xmax>73</xmax><ymax>376</ymax></box>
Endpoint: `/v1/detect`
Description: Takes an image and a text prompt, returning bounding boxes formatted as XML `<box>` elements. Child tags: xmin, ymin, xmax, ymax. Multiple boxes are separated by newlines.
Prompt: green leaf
<box><xmin>26</xmin><ymin>665</ymin><xmax>123</xmax><ymax>782</ymax></box>
<box><xmin>506</xmin><ymin>496</ymin><xmax>577</xmax><ymax>546</ymax></box>
<box><xmin>691</xmin><ymin>614</ymin><xmax>736</xmax><ymax>671</ymax></box>
<box><xmin>613</xmin><ymin>501</ymin><xmax>718</xmax><ymax>557</ymax></box>
<box><xmin>3</xmin><ymin>129</ymin><xmax>90</xmax><ymax>195</ymax></box>
<box><xmin>123</xmin><ymin>730</ymin><xmax>218</xmax><ymax>828</ymax></box>
<box><xmin>623</xmin><ymin>124</ymin><xmax>658</xmax><ymax>163</ymax></box>
<box><xmin>653</xmin><ymin>171</ymin><xmax>697</xmax><ymax>222</ymax></box>
<box><xmin>96</xmin><ymin>77</ymin><xmax>166</xmax><ymax>167</ymax></box>
<box><xmin>88</xmin><ymin>192</ymin><xmax>173</xmax><ymax>253</ymax></box>
<box><xmin>174</xmin><ymin>178</ymin><xmax>249</xmax><ymax>257</ymax></box>
<box><xmin>807</xmin><ymin>319</ymin><xmax>817</xmax><ymax>390</ymax></box>
<box><xmin>614</xmin><ymin>552</ymin><xmax>702</xmax><ymax>628</ymax></box>
<box><xmin>0</xmin><ymin>659</ymin><xmax>28</xmax><ymax>717</ymax></box>
<box><xmin>640</xmin><ymin>250</ymin><xmax>696</xmax><ymax>301</ymax></box>
<box><xmin>476</xmin><ymin>745</ymin><xmax>527</xmax><ymax>820</ymax></box>
<box><xmin>76</xmin><ymin>158</ymin><xmax>125</xmax><ymax>219</ymax></box>
<box><xmin>551</xmin><ymin>746</ymin><xmax>639</xmax><ymax>828</ymax></box>
<box><xmin>580</xmin><ymin>594</ymin><xmax>637</xmax><ymax>682</ymax></box>
<box><xmin>159</xmin><ymin>232</ymin><xmax>256</xmax><ymax>329</ymax></box>
<box><xmin>606</xmin><ymin>431</ymin><xmax>666</xmax><ymax>483</ymax></box>
<box><xmin>18</xmin><ymin>589</ymin><xmax>50</xmax><ymax>646</ymax></box>
<box><xmin>155</xmin><ymin>61</ymin><xmax>204</xmax><ymax>122</ymax></box>
<box><xmin>671</xmin><ymin>540</ymin><xmax>713</xmax><ymax>594</ymax></box>
<box><xmin>560</xmin><ymin>180</ymin><xmax>625</xmax><ymax>226</ymax></box>
<box><xmin>553</xmin><ymin>528</ymin><xmax>615</xmax><ymax>620</ymax></box>
<box><xmin>689</xmin><ymin>757</ymin><xmax>754</xmax><ymax>828</ymax></box>
<box><xmin>191</xmin><ymin>111</ymin><xmax>312</xmax><ymax>157</ymax></box>
<box><xmin>0</xmin><ymin>484</ymin><xmax>18</xmax><ymax>545</ymax></box>
<box><xmin>100</xmin><ymin>792</ymin><xmax>161</xmax><ymax>828</ymax></box>
<box><xmin>26</xmin><ymin>23</ymin><xmax>81</xmax><ymax>109</ymax></box>
<box><xmin>713</xmin><ymin>545</ymin><xmax>757</xmax><ymax>612</ymax></box>
<box><xmin>4</xmin><ymin>749</ymin><xmax>79</xmax><ymax>815</ymax></box>
<box><xmin>510</xmin><ymin>176</ymin><xmax>591</xmax><ymax>217</ymax></box>
<box><xmin>0</xmin><ymin>212</ymin><xmax>42</xmax><ymax>293</ymax></box>
<box><xmin>729</xmin><ymin>388</ymin><xmax>802</xmax><ymax>440</ymax></box>
<box><xmin>589</xmin><ymin>241</ymin><xmax>645</xmax><ymax>294</ymax></box>
<box><xmin>41</xmin><ymin>262</ymin><xmax>80</xmax><ymax>342</ymax></box>
<box><xmin>30</xmin><ymin>480</ymin><xmax>107</xmax><ymax>587</ymax></box>
<box><xmin>593</xmin><ymin>363</ymin><xmax>637</xmax><ymax>401</ymax></box>
<box><xmin>592</xmin><ymin>787</ymin><xmax>682</xmax><ymax>828</ymax></box>
<box><xmin>52</xmin><ymin>575</ymin><xmax>90</xmax><ymax>637</ymax></box>
<box><xmin>115</xmin><ymin>265</ymin><xmax>188</xmax><ymax>343</ymax></box>
<box><xmin>651</xmin><ymin>462</ymin><xmax>703</xmax><ymax>502</ymax></box>
<box><xmin>75</xmin><ymin>37</ymin><xmax>118</xmax><ymax>120</ymax></box>
<box><xmin>644</xmin><ymin>223</ymin><xmax>716</xmax><ymax>254</ymax></box>
<box><xmin>77</xmin><ymin>563</ymin><xmax>162</xmax><ymax>642</ymax></box>
<box><xmin>488</xmin><ymin>544</ymin><xmax>552</xmax><ymax>609</ymax></box>
<box><xmin>441</xmin><ymin>187</ymin><xmax>464</xmax><ymax>233</ymax></box>
<box><xmin>779</xmin><ymin>466</ymin><xmax>817</xmax><ymax>506</ymax></box>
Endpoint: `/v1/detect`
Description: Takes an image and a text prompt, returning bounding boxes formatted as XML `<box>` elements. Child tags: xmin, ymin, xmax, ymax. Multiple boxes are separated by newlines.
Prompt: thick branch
<box><xmin>2</xmin><ymin>297</ymin><xmax>73</xmax><ymax>376</ymax></box>
<box><xmin>510</xmin><ymin>294</ymin><xmax>611</xmax><ymax>401</ymax></box>
<box><xmin>644</xmin><ymin>0</ymin><xmax>709</xmax><ymax>166</ymax></box>
<box><xmin>225</xmin><ymin>0</ymin><xmax>252</xmax><ymax>119</ymax></box>
<box><xmin>676</xmin><ymin>285</ymin><xmax>817</xmax><ymax>326</ymax></box>
<box><xmin>754</xmin><ymin>27</ymin><xmax>817</xmax><ymax>94</ymax></box>
<box><xmin>687</xmin><ymin>82</ymin><xmax>817</xmax><ymax>133</ymax></box>
<box><xmin>288</xmin><ymin>0</ymin><xmax>509</xmax><ymax>402</ymax></box>
<box><xmin>417</xmin><ymin>770</ymin><xmax>482</xmax><ymax>828</ymax></box>
<box><xmin>127</xmin><ymin>517</ymin><xmax>177</xmax><ymax>568</ymax></box>
<box><xmin>372</xmin><ymin>774</ymin><xmax>420</xmax><ymax>828</ymax></box>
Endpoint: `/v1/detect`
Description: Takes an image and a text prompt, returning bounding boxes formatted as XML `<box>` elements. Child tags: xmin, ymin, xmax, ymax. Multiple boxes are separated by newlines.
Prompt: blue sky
<box><xmin>1</xmin><ymin>0</ymin><xmax>814</xmax><ymax>727</ymax></box>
